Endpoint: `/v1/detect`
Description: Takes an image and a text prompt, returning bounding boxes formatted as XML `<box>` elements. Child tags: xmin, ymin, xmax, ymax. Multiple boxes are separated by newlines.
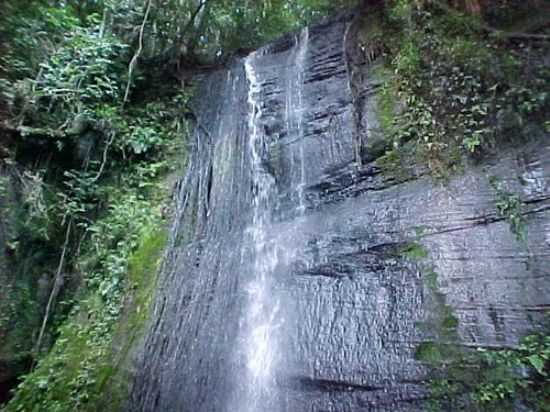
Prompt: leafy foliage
<box><xmin>118</xmin><ymin>0</ymin><xmax>356</xmax><ymax>61</ymax></box>
<box><xmin>421</xmin><ymin>333</ymin><xmax>550</xmax><ymax>412</ymax></box>
<box><xmin>3</xmin><ymin>195</ymin><xmax>167</xmax><ymax>412</ymax></box>
<box><xmin>489</xmin><ymin>177</ymin><xmax>526</xmax><ymax>242</ymax></box>
<box><xmin>376</xmin><ymin>0</ymin><xmax>550</xmax><ymax>178</ymax></box>
<box><xmin>32</xmin><ymin>29</ymin><xmax>128</xmax><ymax>127</ymax></box>
<box><xmin>2</xmin><ymin>91</ymin><xmax>181</xmax><ymax>409</ymax></box>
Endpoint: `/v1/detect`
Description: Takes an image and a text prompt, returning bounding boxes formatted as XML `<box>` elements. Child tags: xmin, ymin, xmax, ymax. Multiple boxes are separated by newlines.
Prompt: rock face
<box><xmin>0</xmin><ymin>161</ymin><xmax>50</xmax><ymax>406</ymax></box>
<box><xmin>0</xmin><ymin>165</ymin><xmax>16</xmax><ymax>405</ymax></box>
<box><xmin>0</xmin><ymin>165</ymin><xmax>31</xmax><ymax>405</ymax></box>
<box><xmin>129</xmin><ymin>10</ymin><xmax>550</xmax><ymax>412</ymax></box>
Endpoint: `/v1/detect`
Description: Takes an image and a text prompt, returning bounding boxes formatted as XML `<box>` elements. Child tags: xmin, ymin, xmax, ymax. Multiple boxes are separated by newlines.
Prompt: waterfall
<box><xmin>128</xmin><ymin>13</ymin><xmax>428</xmax><ymax>412</ymax></box>
<box><xmin>285</xmin><ymin>28</ymin><xmax>309</xmax><ymax>212</ymax></box>
<box><xmin>127</xmin><ymin>11</ymin><xmax>550</xmax><ymax>411</ymax></box>
<box><xmin>235</xmin><ymin>28</ymin><xmax>311</xmax><ymax>411</ymax></box>
<box><xmin>225</xmin><ymin>26</ymin><xmax>312</xmax><ymax>412</ymax></box>
<box><xmin>238</xmin><ymin>52</ymin><xmax>281</xmax><ymax>411</ymax></box>
<box><xmin>295</xmin><ymin>28</ymin><xmax>309</xmax><ymax>212</ymax></box>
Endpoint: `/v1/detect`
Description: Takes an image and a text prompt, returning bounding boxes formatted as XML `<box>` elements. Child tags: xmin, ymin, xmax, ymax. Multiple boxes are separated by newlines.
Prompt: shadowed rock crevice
<box><xmin>289</xmin><ymin>376</ymin><xmax>382</xmax><ymax>392</ymax></box>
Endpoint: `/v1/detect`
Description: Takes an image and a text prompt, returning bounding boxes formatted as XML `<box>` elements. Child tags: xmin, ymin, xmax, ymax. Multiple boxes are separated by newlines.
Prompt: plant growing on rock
<box><xmin>376</xmin><ymin>0</ymin><xmax>550</xmax><ymax>178</ymax></box>
<box><xmin>489</xmin><ymin>176</ymin><xmax>526</xmax><ymax>242</ymax></box>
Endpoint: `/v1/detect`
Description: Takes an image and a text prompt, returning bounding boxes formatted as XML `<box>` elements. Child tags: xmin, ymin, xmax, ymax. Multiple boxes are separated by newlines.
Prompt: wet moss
<box><xmin>416</xmin><ymin>342</ymin><xmax>444</xmax><ymax>363</ymax></box>
<box><xmin>126</xmin><ymin>228</ymin><xmax>167</xmax><ymax>333</ymax></box>
<box><xmin>95</xmin><ymin>227</ymin><xmax>168</xmax><ymax>411</ymax></box>
<box><xmin>441</xmin><ymin>311</ymin><xmax>459</xmax><ymax>331</ymax></box>
<box><xmin>400</xmin><ymin>242</ymin><xmax>428</xmax><ymax>260</ymax></box>
<box><xmin>424</xmin><ymin>269</ymin><xmax>438</xmax><ymax>291</ymax></box>
<box><xmin>417</xmin><ymin>259</ymin><xmax>550</xmax><ymax>410</ymax></box>
<box><xmin>376</xmin><ymin>76</ymin><xmax>398</xmax><ymax>139</ymax></box>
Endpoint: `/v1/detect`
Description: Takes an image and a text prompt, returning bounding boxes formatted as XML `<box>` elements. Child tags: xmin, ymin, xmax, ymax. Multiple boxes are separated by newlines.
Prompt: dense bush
<box><xmin>376</xmin><ymin>0</ymin><xmax>550</xmax><ymax>178</ymax></box>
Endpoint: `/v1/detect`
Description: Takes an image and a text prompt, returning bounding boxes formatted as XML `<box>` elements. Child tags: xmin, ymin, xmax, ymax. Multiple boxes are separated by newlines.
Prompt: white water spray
<box><xmin>236</xmin><ymin>28</ymin><xmax>310</xmax><ymax>411</ymax></box>
<box><xmin>285</xmin><ymin>28</ymin><xmax>309</xmax><ymax>212</ymax></box>
<box><xmin>296</xmin><ymin>28</ymin><xmax>309</xmax><ymax>213</ymax></box>
<box><xmin>241</xmin><ymin>52</ymin><xmax>281</xmax><ymax>410</ymax></box>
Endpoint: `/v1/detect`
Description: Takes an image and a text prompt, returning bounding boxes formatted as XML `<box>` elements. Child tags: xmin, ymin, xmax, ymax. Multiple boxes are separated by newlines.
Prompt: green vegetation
<box><xmin>377</xmin><ymin>79</ymin><xmax>398</xmax><ymax>140</ymax></box>
<box><xmin>397</xmin><ymin>226</ymin><xmax>549</xmax><ymax>410</ymax></box>
<box><xmin>399</xmin><ymin>241</ymin><xmax>428</xmax><ymax>260</ymax></box>
<box><xmin>377</xmin><ymin>7</ymin><xmax>548</xmax><ymax>407</ymax></box>
<box><xmin>417</xmin><ymin>264</ymin><xmax>550</xmax><ymax>411</ymax></box>
<box><xmin>374</xmin><ymin>0</ymin><xmax>549</xmax><ymax>178</ymax></box>
<box><xmin>419</xmin><ymin>332</ymin><xmax>550</xmax><ymax>412</ymax></box>
<box><xmin>4</xmin><ymin>206</ymin><xmax>167</xmax><ymax>412</ymax></box>
<box><xmin>411</xmin><ymin>230</ymin><xmax>548</xmax><ymax>411</ymax></box>
<box><xmin>489</xmin><ymin>176</ymin><xmax>527</xmax><ymax>242</ymax></box>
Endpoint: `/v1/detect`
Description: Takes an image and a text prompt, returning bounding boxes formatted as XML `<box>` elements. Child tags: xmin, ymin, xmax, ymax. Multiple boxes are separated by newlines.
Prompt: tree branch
<box><xmin>122</xmin><ymin>0</ymin><xmax>153</xmax><ymax>107</ymax></box>
<box><xmin>33</xmin><ymin>219</ymin><xmax>72</xmax><ymax>365</ymax></box>
<box><xmin>181</xmin><ymin>0</ymin><xmax>209</xmax><ymax>40</ymax></box>
<box><xmin>487</xmin><ymin>30</ymin><xmax>550</xmax><ymax>41</ymax></box>
<box><xmin>91</xmin><ymin>132</ymin><xmax>115</xmax><ymax>183</ymax></box>
<box><xmin>1</xmin><ymin>121</ymin><xmax>66</xmax><ymax>139</ymax></box>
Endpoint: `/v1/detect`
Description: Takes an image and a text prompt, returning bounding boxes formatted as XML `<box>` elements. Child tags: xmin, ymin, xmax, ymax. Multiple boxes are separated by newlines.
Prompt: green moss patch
<box><xmin>399</xmin><ymin>242</ymin><xmax>428</xmax><ymax>260</ymax></box>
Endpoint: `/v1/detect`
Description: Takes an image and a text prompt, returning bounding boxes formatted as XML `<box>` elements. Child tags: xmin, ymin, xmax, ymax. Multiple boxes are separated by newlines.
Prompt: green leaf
<box><xmin>527</xmin><ymin>354</ymin><xmax>546</xmax><ymax>376</ymax></box>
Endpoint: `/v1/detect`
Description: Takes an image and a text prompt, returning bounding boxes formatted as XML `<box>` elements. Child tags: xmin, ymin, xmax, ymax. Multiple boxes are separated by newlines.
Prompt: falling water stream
<box><xmin>238</xmin><ymin>28</ymin><xmax>311</xmax><ymax>411</ymax></box>
<box><xmin>287</xmin><ymin>28</ymin><xmax>309</xmax><ymax>212</ymax></box>
<box><xmin>241</xmin><ymin>51</ymin><xmax>281</xmax><ymax>410</ymax></box>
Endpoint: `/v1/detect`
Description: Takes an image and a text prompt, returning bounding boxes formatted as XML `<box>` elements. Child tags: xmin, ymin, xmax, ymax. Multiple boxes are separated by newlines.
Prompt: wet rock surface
<box><xmin>129</xmin><ymin>11</ymin><xmax>550</xmax><ymax>412</ymax></box>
